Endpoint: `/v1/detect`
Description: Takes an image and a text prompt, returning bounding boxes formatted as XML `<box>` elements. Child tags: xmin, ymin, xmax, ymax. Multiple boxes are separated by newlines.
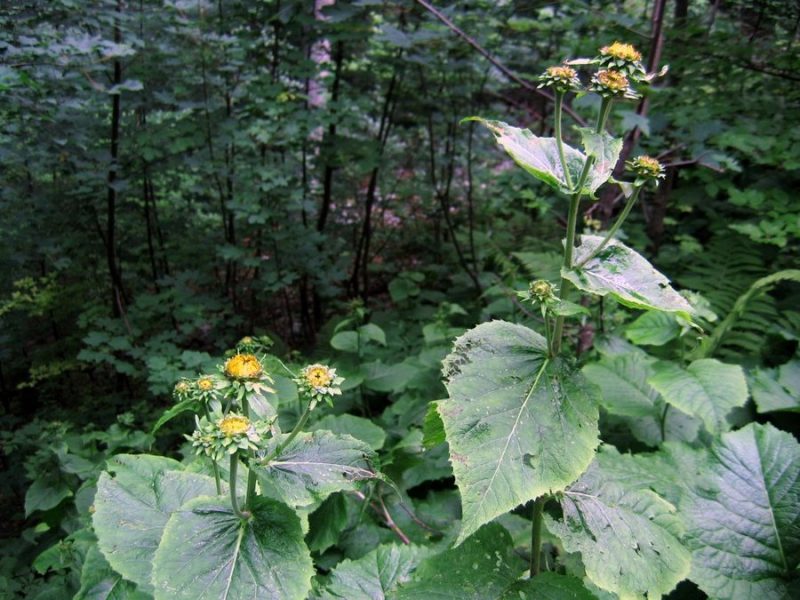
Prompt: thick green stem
<box><xmin>241</xmin><ymin>395</ymin><xmax>257</xmax><ymax>510</ymax></box>
<box><xmin>228</xmin><ymin>454</ymin><xmax>248</xmax><ymax>520</ymax></box>
<box><xmin>575</xmin><ymin>186</ymin><xmax>642</xmax><ymax>270</ymax></box>
<box><xmin>202</xmin><ymin>404</ymin><xmax>222</xmax><ymax>495</ymax></box>
<box><xmin>554</xmin><ymin>92</ymin><xmax>573</xmax><ymax>191</ymax></box>
<box><xmin>530</xmin><ymin>496</ymin><xmax>547</xmax><ymax>576</ymax></box>
<box><xmin>261</xmin><ymin>399</ymin><xmax>316</xmax><ymax>465</ymax></box>
<box><xmin>551</xmin><ymin>98</ymin><xmax>614</xmax><ymax>356</ymax></box>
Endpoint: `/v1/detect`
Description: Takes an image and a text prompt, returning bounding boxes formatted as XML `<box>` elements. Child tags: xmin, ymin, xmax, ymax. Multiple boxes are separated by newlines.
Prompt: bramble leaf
<box><xmin>316</xmin><ymin>543</ymin><xmax>426</xmax><ymax>599</ymax></box>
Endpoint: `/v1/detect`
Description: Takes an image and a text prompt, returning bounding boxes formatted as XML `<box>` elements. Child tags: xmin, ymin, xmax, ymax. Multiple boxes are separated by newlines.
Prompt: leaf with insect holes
<box><xmin>440</xmin><ymin>320</ymin><xmax>599</xmax><ymax>544</ymax></box>
<box><xmin>547</xmin><ymin>449</ymin><xmax>691</xmax><ymax>600</ymax></box>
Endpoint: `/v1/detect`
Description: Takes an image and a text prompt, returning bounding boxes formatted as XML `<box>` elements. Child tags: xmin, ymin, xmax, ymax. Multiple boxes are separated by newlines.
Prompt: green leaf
<box><xmin>547</xmin><ymin>453</ymin><xmax>691</xmax><ymax>600</ymax></box>
<box><xmin>563</xmin><ymin>235</ymin><xmax>694</xmax><ymax>318</ymax></box>
<box><xmin>577</xmin><ymin>128</ymin><xmax>623</xmax><ymax>195</ymax></box>
<box><xmin>152</xmin><ymin>496</ymin><xmax>313</xmax><ymax>600</ymax></box>
<box><xmin>75</xmin><ymin>545</ymin><xmax>149</xmax><ymax>600</ymax></box>
<box><xmin>440</xmin><ymin>321</ymin><xmax>599</xmax><ymax>544</ymax></box>
<box><xmin>467</xmin><ymin>118</ymin><xmax>584</xmax><ymax>194</ymax></box>
<box><xmin>422</xmin><ymin>401</ymin><xmax>446</xmax><ymax>450</ymax></box>
<box><xmin>150</xmin><ymin>397</ymin><xmax>196</xmax><ymax>435</ymax></box>
<box><xmin>582</xmin><ymin>352</ymin><xmax>660</xmax><ymax>417</ymax></box>
<box><xmin>362</xmin><ymin>360</ymin><xmax>418</xmax><ymax>393</ymax></box>
<box><xmin>499</xmin><ymin>573</ymin><xmax>597</xmax><ymax>600</ymax></box>
<box><xmin>647</xmin><ymin>359</ymin><xmax>748</xmax><ymax>434</ymax></box>
<box><xmin>331</xmin><ymin>331</ymin><xmax>359</xmax><ymax>353</ymax></box>
<box><xmin>393</xmin><ymin>524</ymin><xmax>525</xmax><ymax>599</ymax></box>
<box><xmin>93</xmin><ymin>454</ymin><xmax>218</xmax><ymax>593</ymax></box>
<box><xmin>306</xmin><ymin>493</ymin><xmax>348</xmax><ymax>554</ymax></box>
<box><xmin>750</xmin><ymin>360</ymin><xmax>800</xmax><ymax>413</ymax></box>
<box><xmin>25</xmin><ymin>476</ymin><xmax>72</xmax><ymax>516</ymax></box>
<box><xmin>625</xmin><ymin>311</ymin><xmax>681</xmax><ymax>346</ymax></box>
<box><xmin>311</xmin><ymin>414</ymin><xmax>386</xmax><ymax>450</ymax></box>
<box><xmin>681</xmin><ymin>423</ymin><xmax>800</xmax><ymax>599</ymax></box>
<box><xmin>317</xmin><ymin>543</ymin><xmax>425</xmax><ymax>599</ymax></box>
<box><xmin>359</xmin><ymin>323</ymin><xmax>387</xmax><ymax>346</ymax></box>
<box><xmin>255</xmin><ymin>430</ymin><xmax>377</xmax><ymax>508</ymax></box>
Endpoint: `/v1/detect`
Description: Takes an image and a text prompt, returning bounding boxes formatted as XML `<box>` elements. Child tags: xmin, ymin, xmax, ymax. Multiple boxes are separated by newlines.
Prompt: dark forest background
<box><xmin>1</xmin><ymin>1</ymin><xmax>799</xmax><ymax>597</ymax></box>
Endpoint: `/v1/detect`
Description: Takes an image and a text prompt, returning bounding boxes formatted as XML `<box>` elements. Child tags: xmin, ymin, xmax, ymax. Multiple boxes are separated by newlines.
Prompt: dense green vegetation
<box><xmin>1</xmin><ymin>1</ymin><xmax>799</xmax><ymax>599</ymax></box>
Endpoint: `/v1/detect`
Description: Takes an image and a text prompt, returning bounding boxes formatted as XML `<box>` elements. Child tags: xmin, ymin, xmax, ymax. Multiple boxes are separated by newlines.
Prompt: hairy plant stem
<box><xmin>575</xmin><ymin>185</ymin><xmax>642</xmax><ymax>269</ymax></box>
<box><xmin>551</xmin><ymin>98</ymin><xmax>613</xmax><ymax>356</ymax></box>
<box><xmin>261</xmin><ymin>399</ymin><xmax>317</xmax><ymax>465</ymax></box>
<box><xmin>228</xmin><ymin>454</ymin><xmax>248</xmax><ymax>520</ymax></box>
<box><xmin>554</xmin><ymin>92</ymin><xmax>573</xmax><ymax>191</ymax></box>
<box><xmin>202</xmin><ymin>404</ymin><xmax>222</xmax><ymax>495</ymax></box>
<box><xmin>241</xmin><ymin>394</ymin><xmax>257</xmax><ymax>510</ymax></box>
<box><xmin>530</xmin><ymin>496</ymin><xmax>547</xmax><ymax>576</ymax></box>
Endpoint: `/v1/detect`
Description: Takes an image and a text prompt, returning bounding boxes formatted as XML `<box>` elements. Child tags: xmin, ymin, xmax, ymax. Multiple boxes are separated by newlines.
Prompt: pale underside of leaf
<box><xmin>563</xmin><ymin>235</ymin><xmax>694</xmax><ymax>319</ymax></box>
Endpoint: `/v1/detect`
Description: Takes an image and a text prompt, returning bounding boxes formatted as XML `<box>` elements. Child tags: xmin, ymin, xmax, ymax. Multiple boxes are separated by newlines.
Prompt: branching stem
<box><xmin>551</xmin><ymin>98</ymin><xmax>613</xmax><ymax>356</ymax></box>
<box><xmin>575</xmin><ymin>185</ymin><xmax>642</xmax><ymax>269</ymax></box>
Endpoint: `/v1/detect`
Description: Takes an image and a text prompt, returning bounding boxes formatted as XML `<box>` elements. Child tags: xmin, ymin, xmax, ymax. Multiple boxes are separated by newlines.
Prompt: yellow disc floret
<box><xmin>224</xmin><ymin>353</ymin><xmax>263</xmax><ymax>380</ymax></box>
<box><xmin>600</xmin><ymin>41</ymin><xmax>642</xmax><ymax>62</ymax></box>
<box><xmin>546</xmin><ymin>65</ymin><xmax>577</xmax><ymax>81</ymax></box>
<box><xmin>596</xmin><ymin>70</ymin><xmax>629</xmax><ymax>92</ymax></box>
<box><xmin>304</xmin><ymin>364</ymin><xmax>334</xmax><ymax>389</ymax></box>
<box><xmin>219</xmin><ymin>415</ymin><xmax>250</xmax><ymax>437</ymax></box>
<box><xmin>197</xmin><ymin>377</ymin><xmax>214</xmax><ymax>391</ymax></box>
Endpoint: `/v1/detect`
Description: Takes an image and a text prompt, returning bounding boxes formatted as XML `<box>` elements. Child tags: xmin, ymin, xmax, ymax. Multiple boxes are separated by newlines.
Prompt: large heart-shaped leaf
<box><xmin>547</xmin><ymin>451</ymin><xmax>691</xmax><ymax>600</ymax></box>
<box><xmin>681</xmin><ymin>423</ymin><xmax>800</xmax><ymax>599</ymax></box>
<box><xmin>563</xmin><ymin>235</ymin><xmax>694</xmax><ymax>319</ymax></box>
<box><xmin>152</xmin><ymin>496</ymin><xmax>313</xmax><ymax>600</ymax></box>
<box><xmin>93</xmin><ymin>454</ymin><xmax>218</xmax><ymax>593</ymax></box>
<box><xmin>255</xmin><ymin>430</ymin><xmax>377</xmax><ymax>508</ymax></box>
<box><xmin>647</xmin><ymin>358</ymin><xmax>748</xmax><ymax>434</ymax></box>
<box><xmin>75</xmin><ymin>545</ymin><xmax>149</xmax><ymax>600</ymax></box>
<box><xmin>440</xmin><ymin>321</ymin><xmax>599</xmax><ymax>544</ymax></box>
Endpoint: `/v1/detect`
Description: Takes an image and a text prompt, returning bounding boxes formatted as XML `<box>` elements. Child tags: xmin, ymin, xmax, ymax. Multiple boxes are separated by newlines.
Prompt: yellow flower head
<box><xmin>546</xmin><ymin>65</ymin><xmax>577</xmax><ymax>81</ymax></box>
<box><xmin>219</xmin><ymin>415</ymin><xmax>250</xmax><ymax>437</ymax></box>
<box><xmin>596</xmin><ymin>70</ymin><xmax>629</xmax><ymax>92</ymax></box>
<box><xmin>600</xmin><ymin>42</ymin><xmax>642</xmax><ymax>62</ymax></box>
<box><xmin>304</xmin><ymin>364</ymin><xmax>334</xmax><ymax>389</ymax></box>
<box><xmin>530</xmin><ymin>280</ymin><xmax>555</xmax><ymax>301</ymax></box>
<box><xmin>628</xmin><ymin>155</ymin><xmax>665</xmax><ymax>180</ymax></box>
<box><xmin>197</xmin><ymin>377</ymin><xmax>214</xmax><ymax>391</ymax></box>
<box><xmin>224</xmin><ymin>354</ymin><xmax>263</xmax><ymax>380</ymax></box>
